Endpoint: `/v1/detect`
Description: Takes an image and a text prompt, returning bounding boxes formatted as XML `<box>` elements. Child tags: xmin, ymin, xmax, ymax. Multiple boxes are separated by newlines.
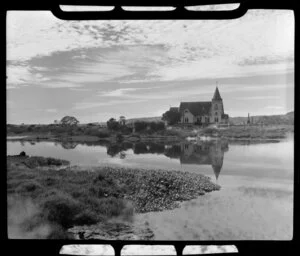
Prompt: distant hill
<box><xmin>126</xmin><ymin>116</ymin><xmax>163</xmax><ymax>124</ymax></box>
<box><xmin>229</xmin><ymin>111</ymin><xmax>294</xmax><ymax>125</ymax></box>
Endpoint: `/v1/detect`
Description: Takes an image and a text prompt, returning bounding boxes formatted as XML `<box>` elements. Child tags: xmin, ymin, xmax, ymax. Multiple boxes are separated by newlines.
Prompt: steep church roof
<box><xmin>212</xmin><ymin>86</ymin><xmax>222</xmax><ymax>101</ymax></box>
<box><xmin>179</xmin><ymin>102</ymin><xmax>211</xmax><ymax>116</ymax></box>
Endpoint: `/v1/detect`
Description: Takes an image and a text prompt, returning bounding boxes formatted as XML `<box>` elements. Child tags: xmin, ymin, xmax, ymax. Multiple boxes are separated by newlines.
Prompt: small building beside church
<box><xmin>169</xmin><ymin>87</ymin><xmax>229</xmax><ymax>125</ymax></box>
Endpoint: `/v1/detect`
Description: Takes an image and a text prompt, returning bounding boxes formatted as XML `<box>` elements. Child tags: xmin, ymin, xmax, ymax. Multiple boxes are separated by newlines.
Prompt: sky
<box><xmin>6</xmin><ymin>7</ymin><xmax>294</xmax><ymax>124</ymax></box>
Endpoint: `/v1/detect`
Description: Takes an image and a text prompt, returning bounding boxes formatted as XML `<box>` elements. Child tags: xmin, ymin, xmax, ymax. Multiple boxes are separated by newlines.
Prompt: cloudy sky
<box><xmin>7</xmin><ymin>8</ymin><xmax>294</xmax><ymax>124</ymax></box>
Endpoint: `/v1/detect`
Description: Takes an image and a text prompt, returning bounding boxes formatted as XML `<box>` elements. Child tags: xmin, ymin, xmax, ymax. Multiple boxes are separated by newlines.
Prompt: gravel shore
<box><xmin>91</xmin><ymin>166</ymin><xmax>221</xmax><ymax>213</ymax></box>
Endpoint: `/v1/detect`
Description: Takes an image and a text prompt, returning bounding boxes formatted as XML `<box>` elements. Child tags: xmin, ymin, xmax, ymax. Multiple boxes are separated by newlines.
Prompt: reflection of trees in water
<box><xmin>104</xmin><ymin>140</ymin><xmax>228</xmax><ymax>180</ymax></box>
<box><xmin>133</xmin><ymin>142</ymin><xmax>165</xmax><ymax>155</ymax></box>
<box><xmin>164</xmin><ymin>145</ymin><xmax>181</xmax><ymax>159</ymax></box>
<box><xmin>60</xmin><ymin>141</ymin><xmax>79</xmax><ymax>149</ymax></box>
<box><xmin>107</xmin><ymin>142</ymin><xmax>133</xmax><ymax>157</ymax></box>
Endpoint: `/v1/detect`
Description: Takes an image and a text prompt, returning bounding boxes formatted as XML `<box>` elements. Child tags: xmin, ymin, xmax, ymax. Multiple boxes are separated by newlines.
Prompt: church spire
<box><xmin>212</xmin><ymin>165</ymin><xmax>221</xmax><ymax>181</ymax></box>
<box><xmin>212</xmin><ymin>85</ymin><xmax>222</xmax><ymax>101</ymax></box>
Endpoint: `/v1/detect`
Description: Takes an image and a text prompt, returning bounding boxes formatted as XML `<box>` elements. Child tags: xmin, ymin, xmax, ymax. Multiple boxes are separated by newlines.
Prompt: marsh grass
<box><xmin>7</xmin><ymin>155</ymin><xmax>220</xmax><ymax>239</ymax></box>
<box><xmin>199</xmin><ymin>125</ymin><xmax>293</xmax><ymax>140</ymax></box>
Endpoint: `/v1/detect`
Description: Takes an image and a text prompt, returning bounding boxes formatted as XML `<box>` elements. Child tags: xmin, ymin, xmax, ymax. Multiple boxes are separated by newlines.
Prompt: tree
<box><xmin>149</xmin><ymin>121</ymin><xmax>165</xmax><ymax>131</ymax></box>
<box><xmin>60</xmin><ymin>116</ymin><xmax>79</xmax><ymax>126</ymax></box>
<box><xmin>107</xmin><ymin>118</ymin><xmax>120</xmax><ymax>131</ymax></box>
<box><xmin>162</xmin><ymin>110</ymin><xmax>181</xmax><ymax>125</ymax></box>
<box><xmin>134</xmin><ymin>121</ymin><xmax>148</xmax><ymax>132</ymax></box>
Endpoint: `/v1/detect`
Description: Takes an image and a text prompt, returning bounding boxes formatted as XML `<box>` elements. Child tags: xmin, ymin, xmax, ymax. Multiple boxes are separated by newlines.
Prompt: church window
<box><xmin>215</xmin><ymin>104</ymin><xmax>218</xmax><ymax>110</ymax></box>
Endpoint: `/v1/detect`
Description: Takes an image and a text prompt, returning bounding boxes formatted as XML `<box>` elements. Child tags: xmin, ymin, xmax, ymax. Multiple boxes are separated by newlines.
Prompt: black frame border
<box><xmin>2</xmin><ymin>1</ymin><xmax>298</xmax><ymax>255</ymax></box>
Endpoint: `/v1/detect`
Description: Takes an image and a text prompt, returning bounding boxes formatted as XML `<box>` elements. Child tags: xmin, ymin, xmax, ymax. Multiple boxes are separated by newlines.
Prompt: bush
<box><xmin>97</xmin><ymin>130</ymin><xmax>110</xmax><ymax>138</ymax></box>
<box><xmin>22</xmin><ymin>156</ymin><xmax>69</xmax><ymax>168</ymax></box>
<box><xmin>149</xmin><ymin>122</ymin><xmax>165</xmax><ymax>132</ymax></box>
<box><xmin>116</xmin><ymin>133</ymin><xmax>124</xmax><ymax>142</ymax></box>
<box><xmin>84</xmin><ymin>127</ymin><xmax>110</xmax><ymax>138</ymax></box>
<box><xmin>41</xmin><ymin>194</ymin><xmax>82</xmax><ymax>228</ymax></box>
<box><xmin>15</xmin><ymin>181</ymin><xmax>43</xmax><ymax>194</ymax></box>
<box><xmin>97</xmin><ymin>197</ymin><xmax>127</xmax><ymax>217</ymax></box>
<box><xmin>73</xmin><ymin>209</ymin><xmax>102</xmax><ymax>226</ymax></box>
<box><xmin>134</xmin><ymin>121</ymin><xmax>148</xmax><ymax>132</ymax></box>
<box><xmin>202</xmin><ymin>127</ymin><xmax>218</xmax><ymax>135</ymax></box>
<box><xmin>90</xmin><ymin>173</ymin><xmax>122</xmax><ymax>198</ymax></box>
<box><xmin>162</xmin><ymin>110</ymin><xmax>181</xmax><ymax>125</ymax></box>
<box><xmin>107</xmin><ymin>118</ymin><xmax>120</xmax><ymax>131</ymax></box>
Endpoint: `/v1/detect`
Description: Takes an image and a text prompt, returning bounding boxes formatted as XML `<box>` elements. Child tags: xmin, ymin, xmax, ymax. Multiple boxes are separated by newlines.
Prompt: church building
<box><xmin>169</xmin><ymin>87</ymin><xmax>229</xmax><ymax>125</ymax></box>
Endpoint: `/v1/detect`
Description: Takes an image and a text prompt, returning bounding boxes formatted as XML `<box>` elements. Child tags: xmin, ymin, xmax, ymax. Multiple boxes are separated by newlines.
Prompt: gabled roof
<box><xmin>179</xmin><ymin>102</ymin><xmax>211</xmax><ymax>116</ymax></box>
<box><xmin>212</xmin><ymin>87</ymin><xmax>222</xmax><ymax>101</ymax></box>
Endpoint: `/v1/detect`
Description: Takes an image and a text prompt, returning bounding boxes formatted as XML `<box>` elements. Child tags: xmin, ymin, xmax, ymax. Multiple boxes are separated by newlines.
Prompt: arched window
<box><xmin>215</xmin><ymin>104</ymin><xmax>218</xmax><ymax>110</ymax></box>
<box><xmin>215</xmin><ymin>112</ymin><xmax>218</xmax><ymax>116</ymax></box>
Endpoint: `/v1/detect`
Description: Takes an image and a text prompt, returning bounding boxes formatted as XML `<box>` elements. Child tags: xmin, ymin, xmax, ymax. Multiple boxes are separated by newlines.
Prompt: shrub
<box><xmin>97</xmin><ymin>197</ymin><xmax>127</xmax><ymax>217</ymax></box>
<box><xmin>149</xmin><ymin>122</ymin><xmax>165</xmax><ymax>132</ymax></box>
<box><xmin>15</xmin><ymin>181</ymin><xmax>43</xmax><ymax>194</ymax></box>
<box><xmin>107</xmin><ymin>118</ymin><xmax>120</xmax><ymax>131</ymax></box>
<box><xmin>84</xmin><ymin>127</ymin><xmax>110</xmax><ymax>138</ymax></box>
<box><xmin>133</xmin><ymin>143</ymin><xmax>148</xmax><ymax>154</ymax></box>
<box><xmin>22</xmin><ymin>156</ymin><xmax>69</xmax><ymax>168</ymax></box>
<box><xmin>73</xmin><ymin>209</ymin><xmax>102</xmax><ymax>226</ymax></box>
<box><xmin>97</xmin><ymin>130</ymin><xmax>110</xmax><ymax>138</ymax></box>
<box><xmin>41</xmin><ymin>194</ymin><xmax>82</xmax><ymax>228</ymax></box>
<box><xmin>90</xmin><ymin>173</ymin><xmax>122</xmax><ymax>198</ymax></box>
<box><xmin>162</xmin><ymin>110</ymin><xmax>180</xmax><ymax>125</ymax></box>
<box><xmin>116</xmin><ymin>133</ymin><xmax>124</xmax><ymax>142</ymax></box>
<box><xmin>202</xmin><ymin>127</ymin><xmax>218</xmax><ymax>135</ymax></box>
<box><xmin>134</xmin><ymin>121</ymin><xmax>148</xmax><ymax>132</ymax></box>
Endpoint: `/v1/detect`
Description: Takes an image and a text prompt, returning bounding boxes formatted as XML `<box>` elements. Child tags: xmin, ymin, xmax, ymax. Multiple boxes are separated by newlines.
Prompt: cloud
<box><xmin>71</xmin><ymin>54</ymin><xmax>88</xmax><ymax>60</ymax></box>
<box><xmin>38</xmin><ymin>81</ymin><xmax>82</xmax><ymax>88</ymax></box>
<box><xmin>6</xmin><ymin>64</ymin><xmax>46</xmax><ymax>86</ymax></box>
<box><xmin>236</xmin><ymin>96</ymin><xmax>280</xmax><ymax>100</ymax></box>
<box><xmin>7</xmin><ymin>10</ymin><xmax>294</xmax><ymax>85</ymax></box>
<box><xmin>73</xmin><ymin>99</ymin><xmax>147</xmax><ymax>110</ymax></box>
<box><xmin>99</xmin><ymin>86</ymin><xmax>161</xmax><ymax>97</ymax></box>
<box><xmin>45</xmin><ymin>108</ymin><xmax>58</xmax><ymax>113</ymax></box>
<box><xmin>100</xmin><ymin>88</ymin><xmax>140</xmax><ymax>97</ymax></box>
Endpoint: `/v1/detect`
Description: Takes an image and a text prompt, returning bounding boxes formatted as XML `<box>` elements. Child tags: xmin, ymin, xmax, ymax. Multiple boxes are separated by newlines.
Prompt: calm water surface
<box><xmin>7</xmin><ymin>138</ymin><xmax>293</xmax><ymax>240</ymax></box>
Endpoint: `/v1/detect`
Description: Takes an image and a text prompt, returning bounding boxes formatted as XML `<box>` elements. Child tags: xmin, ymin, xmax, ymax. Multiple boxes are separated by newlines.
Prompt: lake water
<box><xmin>7</xmin><ymin>138</ymin><xmax>294</xmax><ymax>240</ymax></box>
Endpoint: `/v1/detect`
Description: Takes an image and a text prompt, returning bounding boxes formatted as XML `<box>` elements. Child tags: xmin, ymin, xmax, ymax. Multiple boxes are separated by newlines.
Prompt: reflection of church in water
<box><xmin>165</xmin><ymin>140</ymin><xmax>229</xmax><ymax>181</ymax></box>
<box><xmin>57</xmin><ymin>139</ymin><xmax>229</xmax><ymax>181</ymax></box>
<box><xmin>180</xmin><ymin>141</ymin><xmax>228</xmax><ymax>180</ymax></box>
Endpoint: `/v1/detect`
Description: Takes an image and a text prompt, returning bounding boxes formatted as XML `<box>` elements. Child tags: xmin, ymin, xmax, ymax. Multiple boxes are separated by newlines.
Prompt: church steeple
<box><xmin>212</xmin><ymin>86</ymin><xmax>222</xmax><ymax>101</ymax></box>
<box><xmin>212</xmin><ymin>165</ymin><xmax>221</xmax><ymax>182</ymax></box>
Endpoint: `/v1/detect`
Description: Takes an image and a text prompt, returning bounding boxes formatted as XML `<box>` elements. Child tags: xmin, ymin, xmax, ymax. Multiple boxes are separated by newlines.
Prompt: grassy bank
<box><xmin>197</xmin><ymin>124</ymin><xmax>293</xmax><ymax>140</ymax></box>
<box><xmin>7</xmin><ymin>155</ymin><xmax>220</xmax><ymax>239</ymax></box>
<box><xmin>7</xmin><ymin>123</ymin><xmax>293</xmax><ymax>144</ymax></box>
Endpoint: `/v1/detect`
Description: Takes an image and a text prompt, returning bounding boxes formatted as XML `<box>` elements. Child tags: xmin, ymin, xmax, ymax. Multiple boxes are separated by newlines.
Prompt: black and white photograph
<box><xmin>6</xmin><ymin>6</ymin><xmax>294</xmax><ymax>241</ymax></box>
